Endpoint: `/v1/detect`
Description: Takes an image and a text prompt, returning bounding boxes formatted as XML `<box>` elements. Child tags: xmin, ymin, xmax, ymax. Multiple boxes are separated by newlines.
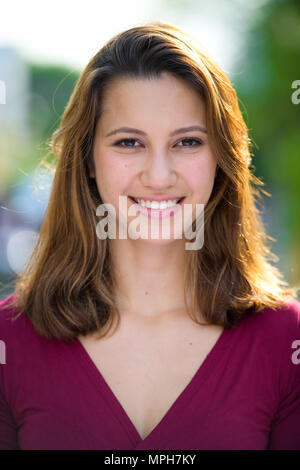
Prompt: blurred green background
<box><xmin>0</xmin><ymin>0</ymin><xmax>299</xmax><ymax>299</ymax></box>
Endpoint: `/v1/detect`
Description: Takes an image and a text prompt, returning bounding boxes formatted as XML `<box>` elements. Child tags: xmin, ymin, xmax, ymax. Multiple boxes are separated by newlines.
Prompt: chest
<box><xmin>78</xmin><ymin>322</ymin><xmax>224</xmax><ymax>440</ymax></box>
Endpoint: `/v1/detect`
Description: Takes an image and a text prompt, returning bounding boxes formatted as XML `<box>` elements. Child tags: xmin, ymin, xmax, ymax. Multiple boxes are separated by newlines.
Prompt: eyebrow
<box><xmin>104</xmin><ymin>125</ymin><xmax>208</xmax><ymax>138</ymax></box>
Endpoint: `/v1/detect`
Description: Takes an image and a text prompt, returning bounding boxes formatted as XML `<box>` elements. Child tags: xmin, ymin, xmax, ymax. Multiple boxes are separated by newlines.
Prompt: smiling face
<box><xmin>91</xmin><ymin>72</ymin><xmax>217</xmax><ymax>244</ymax></box>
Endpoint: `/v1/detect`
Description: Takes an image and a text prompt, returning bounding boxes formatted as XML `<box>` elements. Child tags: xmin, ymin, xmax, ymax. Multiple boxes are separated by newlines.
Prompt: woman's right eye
<box><xmin>113</xmin><ymin>138</ymin><xmax>141</xmax><ymax>148</ymax></box>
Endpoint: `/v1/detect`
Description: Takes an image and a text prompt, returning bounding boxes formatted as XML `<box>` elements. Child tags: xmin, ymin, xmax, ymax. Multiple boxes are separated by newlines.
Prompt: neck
<box><xmin>109</xmin><ymin>237</ymin><xmax>188</xmax><ymax>321</ymax></box>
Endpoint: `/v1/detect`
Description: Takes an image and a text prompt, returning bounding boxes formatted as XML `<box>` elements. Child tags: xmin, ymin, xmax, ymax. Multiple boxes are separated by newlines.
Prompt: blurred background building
<box><xmin>0</xmin><ymin>0</ymin><xmax>299</xmax><ymax>299</ymax></box>
<box><xmin>0</xmin><ymin>47</ymin><xmax>29</xmax><ymax>138</ymax></box>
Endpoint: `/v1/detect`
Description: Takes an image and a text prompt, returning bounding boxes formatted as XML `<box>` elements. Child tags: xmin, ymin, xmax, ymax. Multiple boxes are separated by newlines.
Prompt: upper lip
<box><xmin>130</xmin><ymin>196</ymin><xmax>184</xmax><ymax>202</ymax></box>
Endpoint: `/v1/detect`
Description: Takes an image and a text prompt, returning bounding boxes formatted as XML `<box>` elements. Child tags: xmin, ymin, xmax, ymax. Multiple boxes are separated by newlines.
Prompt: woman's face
<box><xmin>91</xmin><ymin>72</ymin><xmax>217</xmax><ymax>244</ymax></box>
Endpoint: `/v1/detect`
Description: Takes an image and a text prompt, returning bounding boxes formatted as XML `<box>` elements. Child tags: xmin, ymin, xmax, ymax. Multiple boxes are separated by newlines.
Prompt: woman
<box><xmin>0</xmin><ymin>21</ymin><xmax>299</xmax><ymax>450</ymax></box>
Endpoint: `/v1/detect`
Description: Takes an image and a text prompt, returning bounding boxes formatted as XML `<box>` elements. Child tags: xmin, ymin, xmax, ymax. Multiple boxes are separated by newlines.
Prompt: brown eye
<box><xmin>176</xmin><ymin>138</ymin><xmax>203</xmax><ymax>147</ymax></box>
<box><xmin>114</xmin><ymin>138</ymin><xmax>141</xmax><ymax>148</ymax></box>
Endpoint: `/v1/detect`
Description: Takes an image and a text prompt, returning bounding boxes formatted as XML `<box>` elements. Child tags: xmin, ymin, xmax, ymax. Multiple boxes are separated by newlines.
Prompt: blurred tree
<box><xmin>0</xmin><ymin>63</ymin><xmax>80</xmax><ymax>189</ymax></box>
<box><xmin>233</xmin><ymin>0</ymin><xmax>300</xmax><ymax>282</ymax></box>
<box><xmin>28</xmin><ymin>63</ymin><xmax>80</xmax><ymax>142</ymax></box>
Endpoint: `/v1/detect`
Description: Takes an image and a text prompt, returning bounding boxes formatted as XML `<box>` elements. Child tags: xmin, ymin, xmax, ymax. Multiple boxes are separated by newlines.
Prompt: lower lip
<box><xmin>128</xmin><ymin>197</ymin><xmax>185</xmax><ymax>219</ymax></box>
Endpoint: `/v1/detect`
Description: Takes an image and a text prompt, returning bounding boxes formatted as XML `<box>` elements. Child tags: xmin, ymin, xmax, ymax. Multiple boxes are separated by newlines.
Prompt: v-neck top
<box><xmin>0</xmin><ymin>294</ymin><xmax>300</xmax><ymax>450</ymax></box>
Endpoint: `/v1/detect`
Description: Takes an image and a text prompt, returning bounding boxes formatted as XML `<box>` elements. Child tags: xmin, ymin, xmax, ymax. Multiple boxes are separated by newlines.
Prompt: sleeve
<box><xmin>0</xmin><ymin>379</ymin><xmax>18</xmax><ymax>450</ymax></box>
<box><xmin>267</xmin><ymin>299</ymin><xmax>300</xmax><ymax>450</ymax></box>
<box><xmin>0</xmin><ymin>297</ymin><xmax>18</xmax><ymax>449</ymax></box>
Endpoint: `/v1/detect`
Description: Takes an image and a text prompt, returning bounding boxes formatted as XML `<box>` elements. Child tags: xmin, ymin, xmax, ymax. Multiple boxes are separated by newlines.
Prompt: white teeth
<box><xmin>134</xmin><ymin>198</ymin><xmax>180</xmax><ymax>209</ymax></box>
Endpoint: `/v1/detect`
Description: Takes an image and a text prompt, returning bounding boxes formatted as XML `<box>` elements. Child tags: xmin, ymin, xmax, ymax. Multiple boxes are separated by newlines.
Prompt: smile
<box><xmin>128</xmin><ymin>196</ymin><xmax>185</xmax><ymax>219</ymax></box>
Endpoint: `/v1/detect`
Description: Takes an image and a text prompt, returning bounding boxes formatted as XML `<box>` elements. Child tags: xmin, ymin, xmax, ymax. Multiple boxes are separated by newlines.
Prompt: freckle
<box><xmin>145</xmin><ymin>291</ymin><xmax>148</xmax><ymax>295</ymax></box>
<box><xmin>189</xmin><ymin>342</ymin><xmax>192</xmax><ymax>346</ymax></box>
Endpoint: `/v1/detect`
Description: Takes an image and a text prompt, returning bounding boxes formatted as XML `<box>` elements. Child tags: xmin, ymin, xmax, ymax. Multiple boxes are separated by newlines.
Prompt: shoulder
<box><xmin>0</xmin><ymin>295</ymin><xmax>67</xmax><ymax>382</ymax></box>
<box><xmin>241</xmin><ymin>297</ymin><xmax>300</xmax><ymax>340</ymax></box>
<box><xmin>0</xmin><ymin>295</ymin><xmax>19</xmax><ymax>333</ymax></box>
<box><xmin>0</xmin><ymin>294</ymin><xmax>22</xmax><ymax>325</ymax></box>
<box><xmin>240</xmin><ymin>298</ymin><xmax>300</xmax><ymax>390</ymax></box>
<box><xmin>0</xmin><ymin>294</ymin><xmax>35</xmax><ymax>345</ymax></box>
<box><xmin>229</xmin><ymin>298</ymin><xmax>300</xmax><ymax>373</ymax></box>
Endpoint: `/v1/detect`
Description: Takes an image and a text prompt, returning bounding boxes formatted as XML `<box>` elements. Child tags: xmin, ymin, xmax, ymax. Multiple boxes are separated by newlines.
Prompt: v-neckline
<box><xmin>71</xmin><ymin>325</ymin><xmax>231</xmax><ymax>446</ymax></box>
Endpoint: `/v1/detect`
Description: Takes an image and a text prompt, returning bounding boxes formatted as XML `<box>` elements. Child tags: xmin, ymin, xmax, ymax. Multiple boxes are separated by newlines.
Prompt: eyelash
<box><xmin>113</xmin><ymin>137</ymin><xmax>203</xmax><ymax>149</ymax></box>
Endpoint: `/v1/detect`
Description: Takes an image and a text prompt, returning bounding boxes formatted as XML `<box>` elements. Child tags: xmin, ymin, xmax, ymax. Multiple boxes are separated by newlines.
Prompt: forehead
<box><xmin>98</xmin><ymin>72</ymin><xmax>206</xmax><ymax>130</ymax></box>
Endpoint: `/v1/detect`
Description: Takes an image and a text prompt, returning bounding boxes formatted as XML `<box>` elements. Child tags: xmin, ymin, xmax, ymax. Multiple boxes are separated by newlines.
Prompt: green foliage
<box><xmin>233</xmin><ymin>0</ymin><xmax>300</xmax><ymax>279</ymax></box>
<box><xmin>0</xmin><ymin>62</ymin><xmax>80</xmax><ymax>190</ymax></box>
<box><xmin>28</xmin><ymin>63</ymin><xmax>80</xmax><ymax>141</ymax></box>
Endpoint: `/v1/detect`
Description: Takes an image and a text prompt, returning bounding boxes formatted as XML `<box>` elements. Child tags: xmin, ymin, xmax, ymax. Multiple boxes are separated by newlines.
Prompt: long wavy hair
<box><xmin>2</xmin><ymin>21</ymin><xmax>298</xmax><ymax>340</ymax></box>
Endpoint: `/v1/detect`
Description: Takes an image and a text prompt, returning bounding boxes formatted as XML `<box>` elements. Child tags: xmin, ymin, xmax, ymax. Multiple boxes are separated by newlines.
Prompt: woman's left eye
<box><xmin>176</xmin><ymin>138</ymin><xmax>203</xmax><ymax>147</ymax></box>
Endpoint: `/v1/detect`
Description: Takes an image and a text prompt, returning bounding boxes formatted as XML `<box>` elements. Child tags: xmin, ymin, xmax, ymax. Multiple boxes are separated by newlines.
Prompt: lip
<box><xmin>129</xmin><ymin>196</ymin><xmax>184</xmax><ymax>202</ymax></box>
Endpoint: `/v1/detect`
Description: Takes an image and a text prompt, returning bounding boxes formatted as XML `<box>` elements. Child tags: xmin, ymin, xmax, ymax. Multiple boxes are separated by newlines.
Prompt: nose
<box><xmin>140</xmin><ymin>149</ymin><xmax>177</xmax><ymax>189</ymax></box>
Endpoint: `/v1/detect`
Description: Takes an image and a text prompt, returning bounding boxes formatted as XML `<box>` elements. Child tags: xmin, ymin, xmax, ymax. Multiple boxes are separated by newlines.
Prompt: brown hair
<box><xmin>2</xmin><ymin>21</ymin><xmax>298</xmax><ymax>340</ymax></box>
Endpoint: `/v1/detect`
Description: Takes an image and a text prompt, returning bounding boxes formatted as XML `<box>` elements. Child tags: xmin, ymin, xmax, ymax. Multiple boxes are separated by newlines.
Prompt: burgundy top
<box><xmin>0</xmin><ymin>294</ymin><xmax>300</xmax><ymax>450</ymax></box>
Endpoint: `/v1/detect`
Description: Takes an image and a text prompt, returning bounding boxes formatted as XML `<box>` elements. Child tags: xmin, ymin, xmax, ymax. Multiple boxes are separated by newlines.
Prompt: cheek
<box><xmin>94</xmin><ymin>155</ymin><xmax>132</xmax><ymax>197</ymax></box>
<box><xmin>184</xmin><ymin>154</ymin><xmax>217</xmax><ymax>197</ymax></box>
